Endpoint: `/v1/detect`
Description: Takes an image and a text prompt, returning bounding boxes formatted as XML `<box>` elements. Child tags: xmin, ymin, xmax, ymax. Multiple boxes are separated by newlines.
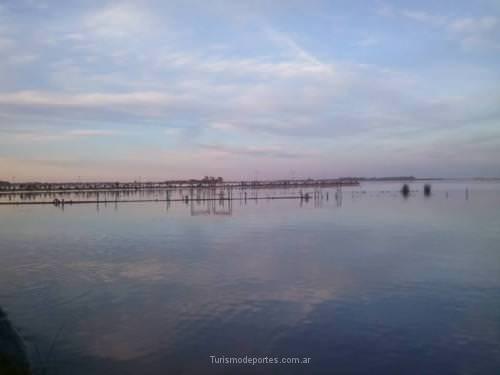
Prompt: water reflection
<box><xmin>190</xmin><ymin>199</ymin><xmax>233</xmax><ymax>216</ymax></box>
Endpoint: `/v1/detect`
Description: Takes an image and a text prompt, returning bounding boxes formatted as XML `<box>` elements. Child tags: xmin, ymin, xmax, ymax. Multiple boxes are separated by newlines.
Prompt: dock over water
<box><xmin>0</xmin><ymin>178</ymin><xmax>355</xmax><ymax>206</ymax></box>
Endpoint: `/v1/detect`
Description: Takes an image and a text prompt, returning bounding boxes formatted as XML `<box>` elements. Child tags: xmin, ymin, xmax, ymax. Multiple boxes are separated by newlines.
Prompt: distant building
<box><xmin>201</xmin><ymin>176</ymin><xmax>223</xmax><ymax>184</ymax></box>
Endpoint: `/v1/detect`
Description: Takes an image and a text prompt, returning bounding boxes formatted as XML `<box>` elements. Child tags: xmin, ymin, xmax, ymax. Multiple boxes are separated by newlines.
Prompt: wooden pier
<box><xmin>0</xmin><ymin>194</ymin><xmax>321</xmax><ymax>206</ymax></box>
<box><xmin>0</xmin><ymin>178</ymin><xmax>359</xmax><ymax>194</ymax></box>
<box><xmin>0</xmin><ymin>178</ymin><xmax>356</xmax><ymax>206</ymax></box>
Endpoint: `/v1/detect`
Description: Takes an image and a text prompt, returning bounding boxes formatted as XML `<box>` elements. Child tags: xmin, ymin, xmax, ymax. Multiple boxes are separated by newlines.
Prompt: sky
<box><xmin>0</xmin><ymin>0</ymin><xmax>499</xmax><ymax>182</ymax></box>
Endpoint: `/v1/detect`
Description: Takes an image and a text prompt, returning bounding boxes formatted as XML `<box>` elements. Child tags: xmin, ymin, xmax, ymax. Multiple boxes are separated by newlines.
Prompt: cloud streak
<box><xmin>198</xmin><ymin>144</ymin><xmax>310</xmax><ymax>159</ymax></box>
<box><xmin>0</xmin><ymin>91</ymin><xmax>182</xmax><ymax>108</ymax></box>
<box><xmin>386</xmin><ymin>5</ymin><xmax>500</xmax><ymax>50</ymax></box>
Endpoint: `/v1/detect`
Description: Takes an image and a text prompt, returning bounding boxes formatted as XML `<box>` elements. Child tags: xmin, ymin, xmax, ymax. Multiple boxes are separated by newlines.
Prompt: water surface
<box><xmin>1</xmin><ymin>181</ymin><xmax>499</xmax><ymax>374</ymax></box>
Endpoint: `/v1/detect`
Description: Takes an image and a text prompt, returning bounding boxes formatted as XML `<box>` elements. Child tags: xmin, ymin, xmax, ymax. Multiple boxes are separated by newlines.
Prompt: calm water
<box><xmin>1</xmin><ymin>181</ymin><xmax>500</xmax><ymax>374</ymax></box>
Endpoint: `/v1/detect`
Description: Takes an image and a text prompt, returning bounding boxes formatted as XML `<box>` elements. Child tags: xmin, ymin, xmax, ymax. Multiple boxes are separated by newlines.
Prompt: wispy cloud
<box><xmin>82</xmin><ymin>3</ymin><xmax>156</xmax><ymax>39</ymax></box>
<box><xmin>381</xmin><ymin>5</ymin><xmax>500</xmax><ymax>51</ymax></box>
<box><xmin>153</xmin><ymin>29</ymin><xmax>334</xmax><ymax>79</ymax></box>
<box><xmin>400</xmin><ymin>10</ymin><xmax>448</xmax><ymax>26</ymax></box>
<box><xmin>449</xmin><ymin>16</ymin><xmax>498</xmax><ymax>34</ymax></box>
<box><xmin>265</xmin><ymin>28</ymin><xmax>322</xmax><ymax>65</ymax></box>
<box><xmin>6</xmin><ymin>54</ymin><xmax>38</xmax><ymax>65</ymax></box>
<box><xmin>198</xmin><ymin>144</ymin><xmax>309</xmax><ymax>159</ymax></box>
<box><xmin>0</xmin><ymin>91</ymin><xmax>183</xmax><ymax>108</ymax></box>
<box><xmin>0</xmin><ymin>36</ymin><xmax>13</xmax><ymax>50</ymax></box>
<box><xmin>448</xmin><ymin>16</ymin><xmax>500</xmax><ymax>50</ymax></box>
<box><xmin>0</xmin><ymin>128</ymin><xmax>118</xmax><ymax>143</ymax></box>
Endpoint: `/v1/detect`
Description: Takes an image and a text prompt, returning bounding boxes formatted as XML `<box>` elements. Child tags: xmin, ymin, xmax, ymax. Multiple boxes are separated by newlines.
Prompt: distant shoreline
<box><xmin>1</xmin><ymin>176</ymin><xmax>499</xmax><ymax>187</ymax></box>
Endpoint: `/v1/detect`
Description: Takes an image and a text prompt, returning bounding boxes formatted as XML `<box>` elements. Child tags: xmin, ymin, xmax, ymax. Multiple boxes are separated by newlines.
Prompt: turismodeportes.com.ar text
<box><xmin>210</xmin><ymin>355</ymin><xmax>311</xmax><ymax>365</ymax></box>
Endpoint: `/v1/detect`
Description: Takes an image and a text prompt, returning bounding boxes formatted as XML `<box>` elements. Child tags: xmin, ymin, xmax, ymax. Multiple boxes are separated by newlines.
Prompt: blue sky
<box><xmin>0</xmin><ymin>0</ymin><xmax>499</xmax><ymax>181</ymax></box>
